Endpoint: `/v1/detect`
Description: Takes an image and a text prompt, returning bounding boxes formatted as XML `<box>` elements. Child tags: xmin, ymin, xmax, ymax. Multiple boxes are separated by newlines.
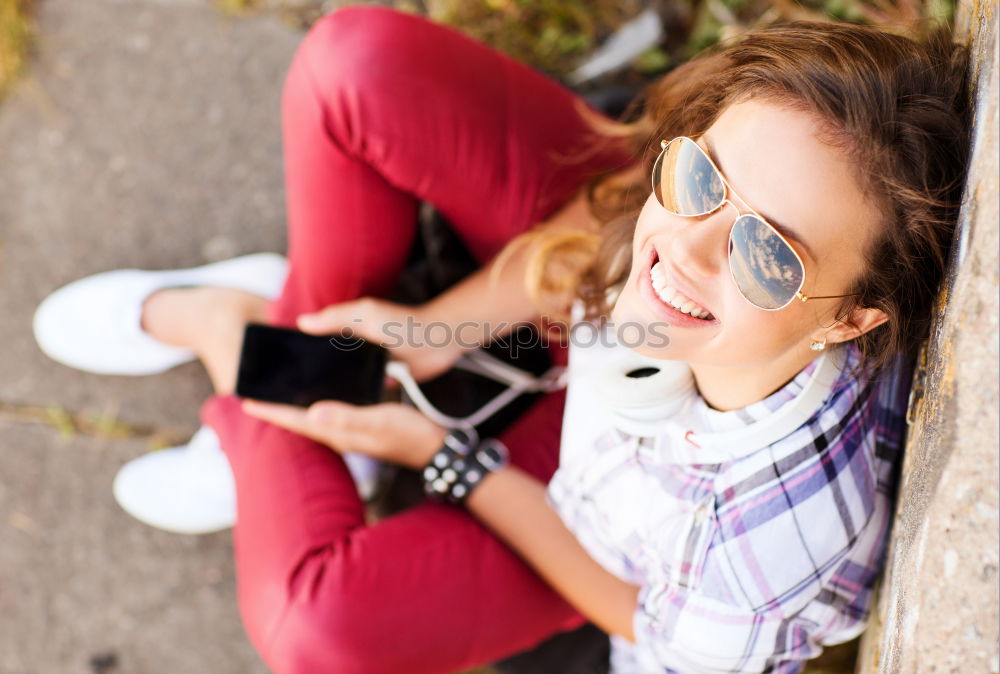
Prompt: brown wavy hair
<box><xmin>502</xmin><ymin>20</ymin><xmax>971</xmax><ymax>375</ymax></box>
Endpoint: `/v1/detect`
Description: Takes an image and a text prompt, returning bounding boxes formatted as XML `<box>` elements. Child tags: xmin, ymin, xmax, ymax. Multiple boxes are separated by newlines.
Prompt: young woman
<box><xmin>33</xmin><ymin>5</ymin><xmax>970</xmax><ymax>673</ymax></box>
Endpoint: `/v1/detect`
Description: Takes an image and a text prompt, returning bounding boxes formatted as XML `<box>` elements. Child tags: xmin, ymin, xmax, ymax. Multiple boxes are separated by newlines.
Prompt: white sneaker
<box><xmin>33</xmin><ymin>253</ymin><xmax>288</xmax><ymax>376</ymax></box>
<box><xmin>113</xmin><ymin>425</ymin><xmax>236</xmax><ymax>535</ymax></box>
<box><xmin>113</xmin><ymin>426</ymin><xmax>383</xmax><ymax>535</ymax></box>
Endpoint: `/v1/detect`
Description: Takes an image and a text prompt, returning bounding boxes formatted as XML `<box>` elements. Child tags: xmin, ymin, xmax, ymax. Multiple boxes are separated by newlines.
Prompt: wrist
<box><xmin>412</xmin><ymin>423</ymin><xmax>449</xmax><ymax>470</ymax></box>
<box><xmin>462</xmin><ymin>463</ymin><xmax>514</xmax><ymax>511</ymax></box>
<box><xmin>413</xmin><ymin>301</ymin><xmax>474</xmax><ymax>361</ymax></box>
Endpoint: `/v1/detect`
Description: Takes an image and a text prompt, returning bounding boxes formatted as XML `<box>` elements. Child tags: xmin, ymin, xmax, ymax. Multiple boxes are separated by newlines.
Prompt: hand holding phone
<box><xmin>296</xmin><ymin>297</ymin><xmax>465</xmax><ymax>384</ymax></box>
<box><xmin>235</xmin><ymin>323</ymin><xmax>388</xmax><ymax>408</ymax></box>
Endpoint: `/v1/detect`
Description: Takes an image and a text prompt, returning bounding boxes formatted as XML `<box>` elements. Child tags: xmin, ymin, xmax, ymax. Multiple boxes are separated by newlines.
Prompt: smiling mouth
<box><xmin>649</xmin><ymin>251</ymin><xmax>715</xmax><ymax>321</ymax></box>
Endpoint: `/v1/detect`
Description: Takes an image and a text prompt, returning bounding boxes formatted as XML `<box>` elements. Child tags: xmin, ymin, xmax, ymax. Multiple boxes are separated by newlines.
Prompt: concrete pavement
<box><xmin>0</xmin><ymin>1</ymin><xmax>296</xmax><ymax>671</ymax></box>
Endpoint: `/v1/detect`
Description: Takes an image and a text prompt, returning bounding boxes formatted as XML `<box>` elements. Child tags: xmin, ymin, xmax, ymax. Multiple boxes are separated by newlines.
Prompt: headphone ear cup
<box><xmin>593</xmin><ymin>348</ymin><xmax>694</xmax><ymax>430</ymax></box>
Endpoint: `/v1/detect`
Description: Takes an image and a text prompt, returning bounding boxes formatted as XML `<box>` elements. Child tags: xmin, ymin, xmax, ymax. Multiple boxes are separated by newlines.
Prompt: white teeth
<box><xmin>650</xmin><ymin>264</ymin><xmax>665</xmax><ymax>287</ymax></box>
<box><xmin>649</xmin><ymin>261</ymin><xmax>712</xmax><ymax>319</ymax></box>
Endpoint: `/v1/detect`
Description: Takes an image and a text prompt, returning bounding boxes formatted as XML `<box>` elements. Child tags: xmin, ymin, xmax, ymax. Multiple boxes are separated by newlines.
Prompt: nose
<box><xmin>665</xmin><ymin>199</ymin><xmax>735</xmax><ymax>278</ymax></box>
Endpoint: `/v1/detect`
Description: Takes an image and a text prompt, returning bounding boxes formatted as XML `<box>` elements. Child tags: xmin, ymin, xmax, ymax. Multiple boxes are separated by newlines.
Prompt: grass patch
<box><xmin>0</xmin><ymin>0</ymin><xmax>32</xmax><ymax>97</ymax></box>
<box><xmin>429</xmin><ymin>0</ymin><xmax>646</xmax><ymax>78</ymax></box>
<box><xmin>216</xmin><ymin>0</ymin><xmax>262</xmax><ymax>15</ymax></box>
<box><xmin>212</xmin><ymin>1</ymin><xmax>955</xmax><ymax>83</ymax></box>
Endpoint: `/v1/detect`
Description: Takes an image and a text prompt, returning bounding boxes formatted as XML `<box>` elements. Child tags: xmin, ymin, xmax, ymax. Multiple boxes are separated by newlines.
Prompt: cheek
<box><xmin>633</xmin><ymin>195</ymin><xmax>662</xmax><ymax>242</ymax></box>
<box><xmin>709</xmin><ymin>302</ymin><xmax>817</xmax><ymax>361</ymax></box>
<box><xmin>624</xmin><ymin>197</ymin><xmax>672</xmax><ymax>281</ymax></box>
<box><xmin>614</xmin><ymin>197</ymin><xmax>818</xmax><ymax>363</ymax></box>
<box><xmin>618</xmin><ymin>201</ymin><xmax>658</xmax><ymax>289</ymax></box>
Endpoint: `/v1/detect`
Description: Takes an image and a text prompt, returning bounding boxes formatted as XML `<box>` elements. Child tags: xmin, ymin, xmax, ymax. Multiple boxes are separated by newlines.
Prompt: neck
<box><xmin>689</xmin><ymin>347</ymin><xmax>822</xmax><ymax>412</ymax></box>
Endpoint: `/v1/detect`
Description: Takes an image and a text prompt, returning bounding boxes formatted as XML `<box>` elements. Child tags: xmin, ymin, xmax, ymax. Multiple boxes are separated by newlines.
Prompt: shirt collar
<box><xmin>647</xmin><ymin>344</ymin><xmax>856</xmax><ymax>465</ymax></box>
<box><xmin>691</xmin><ymin>354</ymin><xmax>823</xmax><ymax>434</ymax></box>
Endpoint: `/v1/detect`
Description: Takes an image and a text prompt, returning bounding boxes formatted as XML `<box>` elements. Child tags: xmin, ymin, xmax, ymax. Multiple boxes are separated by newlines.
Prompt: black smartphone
<box><xmin>235</xmin><ymin>323</ymin><xmax>388</xmax><ymax>407</ymax></box>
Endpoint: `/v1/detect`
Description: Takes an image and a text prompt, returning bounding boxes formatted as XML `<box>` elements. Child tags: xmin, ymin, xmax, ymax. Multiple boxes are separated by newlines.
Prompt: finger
<box><xmin>309</xmin><ymin>400</ymin><xmax>390</xmax><ymax>434</ymax></box>
<box><xmin>307</xmin><ymin>401</ymin><xmax>387</xmax><ymax>457</ymax></box>
<box><xmin>241</xmin><ymin>399</ymin><xmax>324</xmax><ymax>442</ymax></box>
<box><xmin>306</xmin><ymin>400</ymin><xmax>355</xmax><ymax>426</ymax></box>
<box><xmin>296</xmin><ymin>310</ymin><xmax>344</xmax><ymax>334</ymax></box>
<box><xmin>297</xmin><ymin>299</ymin><xmax>372</xmax><ymax>336</ymax></box>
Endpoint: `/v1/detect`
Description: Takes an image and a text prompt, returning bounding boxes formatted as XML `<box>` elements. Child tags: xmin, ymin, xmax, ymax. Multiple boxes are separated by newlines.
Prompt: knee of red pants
<box><xmin>240</xmin><ymin>546</ymin><xmax>369</xmax><ymax>674</ymax></box>
<box><xmin>289</xmin><ymin>6</ymin><xmax>446</xmax><ymax>157</ymax></box>
<box><xmin>292</xmin><ymin>5</ymin><xmax>632</xmax><ymax>201</ymax></box>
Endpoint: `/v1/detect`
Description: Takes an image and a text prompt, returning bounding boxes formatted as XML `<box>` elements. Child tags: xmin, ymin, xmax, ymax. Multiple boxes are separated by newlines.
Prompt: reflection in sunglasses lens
<box><xmin>654</xmin><ymin>138</ymin><xmax>725</xmax><ymax>216</ymax></box>
<box><xmin>652</xmin><ymin>138</ymin><xmax>805</xmax><ymax>310</ymax></box>
<box><xmin>729</xmin><ymin>215</ymin><xmax>803</xmax><ymax>309</ymax></box>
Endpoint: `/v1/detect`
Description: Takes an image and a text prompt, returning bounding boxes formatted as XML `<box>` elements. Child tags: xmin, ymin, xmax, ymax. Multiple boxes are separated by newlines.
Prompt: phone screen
<box><xmin>235</xmin><ymin>323</ymin><xmax>388</xmax><ymax>407</ymax></box>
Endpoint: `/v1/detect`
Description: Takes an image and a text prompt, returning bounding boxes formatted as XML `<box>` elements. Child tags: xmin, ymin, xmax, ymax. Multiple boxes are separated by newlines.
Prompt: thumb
<box><xmin>298</xmin><ymin>300</ymin><xmax>372</xmax><ymax>337</ymax></box>
<box><xmin>307</xmin><ymin>400</ymin><xmax>352</xmax><ymax>426</ymax></box>
<box><xmin>297</xmin><ymin>308</ymin><xmax>343</xmax><ymax>333</ymax></box>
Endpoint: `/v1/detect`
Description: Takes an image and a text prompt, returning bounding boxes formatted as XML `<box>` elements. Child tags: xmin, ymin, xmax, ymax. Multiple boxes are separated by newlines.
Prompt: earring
<box><xmin>810</xmin><ymin>338</ymin><xmax>827</xmax><ymax>351</ymax></box>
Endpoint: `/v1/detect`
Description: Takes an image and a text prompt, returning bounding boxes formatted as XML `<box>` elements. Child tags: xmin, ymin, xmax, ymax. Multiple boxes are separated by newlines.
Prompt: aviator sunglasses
<box><xmin>652</xmin><ymin>136</ymin><xmax>857</xmax><ymax>311</ymax></box>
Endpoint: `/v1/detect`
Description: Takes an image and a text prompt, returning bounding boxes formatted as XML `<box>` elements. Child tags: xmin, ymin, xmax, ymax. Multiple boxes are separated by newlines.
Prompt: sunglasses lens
<box><xmin>653</xmin><ymin>137</ymin><xmax>726</xmax><ymax>216</ymax></box>
<box><xmin>728</xmin><ymin>215</ymin><xmax>804</xmax><ymax>309</ymax></box>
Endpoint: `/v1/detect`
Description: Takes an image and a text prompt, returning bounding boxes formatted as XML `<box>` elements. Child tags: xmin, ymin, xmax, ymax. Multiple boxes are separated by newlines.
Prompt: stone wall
<box><xmin>856</xmin><ymin>1</ymin><xmax>999</xmax><ymax>672</ymax></box>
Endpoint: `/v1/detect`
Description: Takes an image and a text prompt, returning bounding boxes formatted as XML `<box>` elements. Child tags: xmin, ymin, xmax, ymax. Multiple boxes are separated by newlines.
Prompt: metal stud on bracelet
<box><xmin>422</xmin><ymin>429</ymin><xmax>509</xmax><ymax>505</ymax></box>
<box><xmin>443</xmin><ymin>425</ymin><xmax>478</xmax><ymax>453</ymax></box>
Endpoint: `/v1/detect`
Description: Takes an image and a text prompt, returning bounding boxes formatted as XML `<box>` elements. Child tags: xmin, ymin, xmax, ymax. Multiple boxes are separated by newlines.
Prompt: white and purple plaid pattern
<box><xmin>548</xmin><ymin>342</ymin><xmax>911</xmax><ymax>673</ymax></box>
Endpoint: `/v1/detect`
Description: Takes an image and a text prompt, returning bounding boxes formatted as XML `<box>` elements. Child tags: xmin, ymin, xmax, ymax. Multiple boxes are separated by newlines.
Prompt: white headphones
<box><xmin>577</xmin><ymin>325</ymin><xmax>845</xmax><ymax>462</ymax></box>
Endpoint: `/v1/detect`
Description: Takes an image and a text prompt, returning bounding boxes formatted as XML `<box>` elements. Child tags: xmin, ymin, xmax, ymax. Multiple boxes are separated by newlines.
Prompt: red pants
<box><xmin>200</xmin><ymin>7</ymin><xmax>632</xmax><ymax>673</ymax></box>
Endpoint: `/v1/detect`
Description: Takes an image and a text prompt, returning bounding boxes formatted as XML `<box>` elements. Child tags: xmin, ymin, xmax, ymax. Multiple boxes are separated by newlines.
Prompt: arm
<box><xmin>464</xmin><ymin>462</ymin><xmax>641</xmax><ymax>641</ymax></box>
<box><xmin>420</xmin><ymin>185</ymin><xmax>601</xmax><ymax>345</ymax></box>
<box><xmin>406</xmin><ymin>423</ymin><xmax>642</xmax><ymax>639</ymax></box>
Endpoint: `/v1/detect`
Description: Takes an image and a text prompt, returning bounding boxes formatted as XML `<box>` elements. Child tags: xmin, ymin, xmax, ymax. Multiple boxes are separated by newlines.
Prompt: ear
<box><xmin>817</xmin><ymin>306</ymin><xmax>889</xmax><ymax>345</ymax></box>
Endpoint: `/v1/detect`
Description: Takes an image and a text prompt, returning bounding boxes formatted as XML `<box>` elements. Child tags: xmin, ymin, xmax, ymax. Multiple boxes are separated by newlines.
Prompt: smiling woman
<box><xmin>508</xmin><ymin>19</ymin><xmax>970</xmax><ymax>671</ymax></box>
<box><xmin>518</xmin><ymin>22</ymin><xmax>970</xmax><ymax>402</ymax></box>
<box><xmin>31</xmin><ymin>7</ymin><xmax>972</xmax><ymax>674</ymax></box>
<box><xmin>614</xmin><ymin>100</ymin><xmax>890</xmax><ymax>408</ymax></box>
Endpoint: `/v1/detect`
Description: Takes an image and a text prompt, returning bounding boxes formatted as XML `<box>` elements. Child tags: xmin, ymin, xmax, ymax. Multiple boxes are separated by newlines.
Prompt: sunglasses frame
<box><xmin>652</xmin><ymin>136</ymin><xmax>857</xmax><ymax>311</ymax></box>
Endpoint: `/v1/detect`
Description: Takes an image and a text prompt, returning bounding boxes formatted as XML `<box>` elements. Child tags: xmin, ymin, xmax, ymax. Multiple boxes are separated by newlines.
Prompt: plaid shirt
<box><xmin>547</xmin><ymin>329</ymin><xmax>911</xmax><ymax>673</ymax></box>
